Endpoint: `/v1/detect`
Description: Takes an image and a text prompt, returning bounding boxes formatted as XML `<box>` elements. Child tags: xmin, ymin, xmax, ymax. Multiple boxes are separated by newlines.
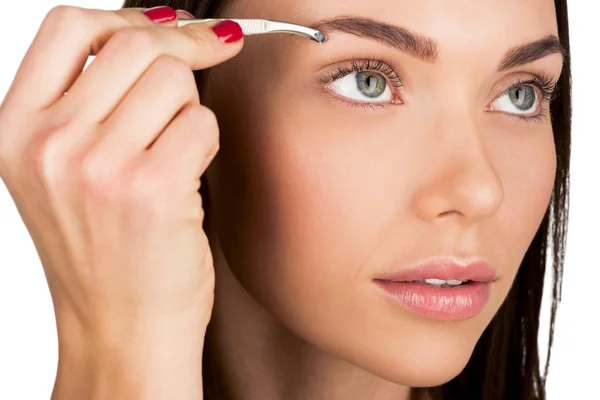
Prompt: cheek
<box><xmin>209</xmin><ymin>86</ymin><xmax>396</xmax><ymax>327</ymax></box>
<box><xmin>496</xmin><ymin>124</ymin><xmax>556</xmax><ymax>271</ymax></box>
<box><xmin>482</xmin><ymin>122</ymin><xmax>556</xmax><ymax>314</ymax></box>
<box><xmin>205</xmin><ymin>55</ymin><xmax>410</xmax><ymax>350</ymax></box>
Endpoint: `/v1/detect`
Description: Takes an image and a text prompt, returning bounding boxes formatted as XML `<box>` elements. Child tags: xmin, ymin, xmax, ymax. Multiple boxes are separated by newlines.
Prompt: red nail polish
<box><xmin>211</xmin><ymin>20</ymin><xmax>244</xmax><ymax>43</ymax></box>
<box><xmin>143</xmin><ymin>6</ymin><xmax>176</xmax><ymax>23</ymax></box>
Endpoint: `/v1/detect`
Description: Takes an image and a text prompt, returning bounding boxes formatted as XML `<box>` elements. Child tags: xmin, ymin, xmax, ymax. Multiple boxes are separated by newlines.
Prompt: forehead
<box><xmin>229</xmin><ymin>0</ymin><xmax>559</xmax><ymax>51</ymax></box>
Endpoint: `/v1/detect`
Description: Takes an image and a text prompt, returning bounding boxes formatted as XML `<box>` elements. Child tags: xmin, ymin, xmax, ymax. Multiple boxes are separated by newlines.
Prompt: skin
<box><xmin>199</xmin><ymin>0</ymin><xmax>563</xmax><ymax>399</ymax></box>
<box><xmin>0</xmin><ymin>1</ymin><xmax>562</xmax><ymax>399</ymax></box>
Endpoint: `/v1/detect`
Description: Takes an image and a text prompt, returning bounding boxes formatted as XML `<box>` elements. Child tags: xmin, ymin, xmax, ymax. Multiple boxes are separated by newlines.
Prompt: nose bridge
<box><xmin>411</xmin><ymin>101</ymin><xmax>505</xmax><ymax>224</ymax></box>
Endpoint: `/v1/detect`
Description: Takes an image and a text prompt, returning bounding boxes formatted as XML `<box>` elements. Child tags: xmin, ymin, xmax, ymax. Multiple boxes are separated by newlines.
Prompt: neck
<box><xmin>202</xmin><ymin>235</ymin><xmax>411</xmax><ymax>400</ymax></box>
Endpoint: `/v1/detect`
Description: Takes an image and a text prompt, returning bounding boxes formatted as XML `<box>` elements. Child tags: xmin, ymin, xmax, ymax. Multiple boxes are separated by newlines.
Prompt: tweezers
<box><xmin>177</xmin><ymin>18</ymin><xmax>327</xmax><ymax>44</ymax></box>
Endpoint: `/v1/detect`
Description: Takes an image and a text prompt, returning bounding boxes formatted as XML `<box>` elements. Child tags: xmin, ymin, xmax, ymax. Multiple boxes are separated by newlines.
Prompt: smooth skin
<box><xmin>0</xmin><ymin>0</ymin><xmax>564</xmax><ymax>400</ymax></box>
<box><xmin>0</xmin><ymin>7</ymin><xmax>242</xmax><ymax>399</ymax></box>
<box><xmin>200</xmin><ymin>0</ymin><xmax>561</xmax><ymax>399</ymax></box>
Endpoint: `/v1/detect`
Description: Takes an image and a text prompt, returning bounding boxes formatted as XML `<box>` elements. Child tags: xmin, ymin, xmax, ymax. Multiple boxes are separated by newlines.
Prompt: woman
<box><xmin>0</xmin><ymin>0</ymin><xmax>571</xmax><ymax>399</ymax></box>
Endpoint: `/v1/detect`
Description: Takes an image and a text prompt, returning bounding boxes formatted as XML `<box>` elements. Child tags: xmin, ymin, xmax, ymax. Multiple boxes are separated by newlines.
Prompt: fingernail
<box><xmin>143</xmin><ymin>6</ymin><xmax>177</xmax><ymax>23</ymax></box>
<box><xmin>176</xmin><ymin>9</ymin><xmax>196</xmax><ymax>19</ymax></box>
<box><xmin>211</xmin><ymin>20</ymin><xmax>243</xmax><ymax>43</ymax></box>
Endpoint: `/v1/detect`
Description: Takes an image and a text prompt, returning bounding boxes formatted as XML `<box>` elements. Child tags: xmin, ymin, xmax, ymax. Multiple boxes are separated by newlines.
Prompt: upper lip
<box><xmin>376</xmin><ymin>258</ymin><xmax>498</xmax><ymax>283</ymax></box>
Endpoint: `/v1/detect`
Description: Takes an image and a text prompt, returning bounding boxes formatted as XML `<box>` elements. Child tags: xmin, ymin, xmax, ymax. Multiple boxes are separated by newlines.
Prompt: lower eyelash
<box><xmin>509</xmin><ymin>108</ymin><xmax>551</xmax><ymax>124</ymax></box>
<box><xmin>320</xmin><ymin>88</ymin><xmax>389</xmax><ymax>111</ymax></box>
<box><xmin>317</xmin><ymin>60</ymin><xmax>558</xmax><ymax>119</ymax></box>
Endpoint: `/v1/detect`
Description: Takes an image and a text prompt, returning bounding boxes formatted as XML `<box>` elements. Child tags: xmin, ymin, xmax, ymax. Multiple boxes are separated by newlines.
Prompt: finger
<box><xmin>3</xmin><ymin>6</ymin><xmax>168</xmax><ymax>115</ymax></box>
<box><xmin>145</xmin><ymin>104</ymin><xmax>219</xmax><ymax>188</ymax></box>
<box><xmin>93</xmin><ymin>54</ymin><xmax>201</xmax><ymax>167</ymax></box>
<box><xmin>175</xmin><ymin>9</ymin><xmax>196</xmax><ymax>20</ymax></box>
<box><xmin>52</xmin><ymin>15</ymin><xmax>243</xmax><ymax>127</ymax></box>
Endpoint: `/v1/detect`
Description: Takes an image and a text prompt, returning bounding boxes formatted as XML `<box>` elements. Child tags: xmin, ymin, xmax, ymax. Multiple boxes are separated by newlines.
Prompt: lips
<box><xmin>378</xmin><ymin>259</ymin><xmax>497</xmax><ymax>283</ymax></box>
<box><xmin>373</xmin><ymin>259</ymin><xmax>497</xmax><ymax>320</ymax></box>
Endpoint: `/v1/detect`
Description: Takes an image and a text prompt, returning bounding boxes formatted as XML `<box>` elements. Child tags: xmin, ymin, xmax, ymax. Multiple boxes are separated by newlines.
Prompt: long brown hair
<box><xmin>122</xmin><ymin>1</ymin><xmax>572</xmax><ymax>398</ymax></box>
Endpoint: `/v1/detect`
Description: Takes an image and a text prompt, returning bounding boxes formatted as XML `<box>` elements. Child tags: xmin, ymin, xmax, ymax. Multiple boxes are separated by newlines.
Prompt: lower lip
<box><xmin>373</xmin><ymin>280</ymin><xmax>491</xmax><ymax>320</ymax></box>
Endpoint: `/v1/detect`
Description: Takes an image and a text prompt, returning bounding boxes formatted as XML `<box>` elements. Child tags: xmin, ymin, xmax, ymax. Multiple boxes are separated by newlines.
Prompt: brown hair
<box><xmin>122</xmin><ymin>1</ymin><xmax>572</xmax><ymax>398</ymax></box>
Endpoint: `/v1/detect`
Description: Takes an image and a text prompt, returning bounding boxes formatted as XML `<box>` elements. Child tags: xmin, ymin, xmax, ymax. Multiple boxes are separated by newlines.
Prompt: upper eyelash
<box><xmin>494</xmin><ymin>74</ymin><xmax>559</xmax><ymax>124</ymax></box>
<box><xmin>501</xmin><ymin>73</ymin><xmax>560</xmax><ymax>102</ymax></box>
<box><xmin>317</xmin><ymin>57</ymin><xmax>403</xmax><ymax>90</ymax></box>
<box><xmin>317</xmin><ymin>59</ymin><xmax>559</xmax><ymax>120</ymax></box>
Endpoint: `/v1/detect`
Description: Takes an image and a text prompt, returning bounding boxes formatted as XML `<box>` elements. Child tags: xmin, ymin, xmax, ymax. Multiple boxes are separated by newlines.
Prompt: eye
<box><xmin>490</xmin><ymin>84</ymin><xmax>539</xmax><ymax>115</ymax></box>
<box><xmin>328</xmin><ymin>71</ymin><xmax>393</xmax><ymax>102</ymax></box>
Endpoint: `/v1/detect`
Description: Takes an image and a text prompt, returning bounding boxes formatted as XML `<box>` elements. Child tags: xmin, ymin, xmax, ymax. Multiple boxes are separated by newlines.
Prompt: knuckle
<box><xmin>79</xmin><ymin>151</ymin><xmax>120</xmax><ymax>201</ymax></box>
<box><xmin>43</xmin><ymin>5</ymin><xmax>87</xmax><ymax>33</ymax></box>
<box><xmin>81</xmin><ymin>156</ymin><xmax>166</xmax><ymax>216</ymax></box>
<box><xmin>27</xmin><ymin>131</ymin><xmax>66</xmax><ymax>182</ymax></box>
<box><xmin>180</xmin><ymin>105</ymin><xmax>220</xmax><ymax>154</ymax></box>
<box><xmin>192</xmin><ymin>105</ymin><xmax>219</xmax><ymax>134</ymax></box>
<box><xmin>109</xmin><ymin>27</ymin><xmax>156</xmax><ymax>54</ymax></box>
<box><xmin>152</xmin><ymin>55</ymin><xmax>195</xmax><ymax>87</ymax></box>
<box><xmin>193</xmin><ymin>108</ymin><xmax>220</xmax><ymax>161</ymax></box>
<box><xmin>45</xmin><ymin>5</ymin><xmax>78</xmax><ymax>21</ymax></box>
<box><xmin>124</xmin><ymin>163</ymin><xmax>170</xmax><ymax>214</ymax></box>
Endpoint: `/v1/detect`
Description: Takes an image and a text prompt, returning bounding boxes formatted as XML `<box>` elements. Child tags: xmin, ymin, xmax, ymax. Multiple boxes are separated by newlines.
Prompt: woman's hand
<box><xmin>0</xmin><ymin>6</ymin><xmax>243</xmax><ymax>399</ymax></box>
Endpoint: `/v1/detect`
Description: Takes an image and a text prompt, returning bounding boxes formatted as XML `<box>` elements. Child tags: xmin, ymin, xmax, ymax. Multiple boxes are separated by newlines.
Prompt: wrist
<box><xmin>52</xmin><ymin>311</ymin><xmax>209</xmax><ymax>400</ymax></box>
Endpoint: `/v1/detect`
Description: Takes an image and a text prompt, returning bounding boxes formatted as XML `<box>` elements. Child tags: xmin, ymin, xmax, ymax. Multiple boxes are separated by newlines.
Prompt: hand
<box><xmin>0</xmin><ymin>6</ymin><xmax>243</xmax><ymax>398</ymax></box>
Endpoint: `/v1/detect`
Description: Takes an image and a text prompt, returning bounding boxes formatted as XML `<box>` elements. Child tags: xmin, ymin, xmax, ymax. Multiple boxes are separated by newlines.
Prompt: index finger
<box><xmin>2</xmin><ymin>6</ymin><xmax>240</xmax><ymax>115</ymax></box>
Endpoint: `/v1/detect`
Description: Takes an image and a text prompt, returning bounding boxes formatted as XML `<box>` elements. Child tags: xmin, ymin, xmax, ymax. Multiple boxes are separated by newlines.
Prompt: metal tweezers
<box><xmin>177</xmin><ymin>18</ymin><xmax>327</xmax><ymax>44</ymax></box>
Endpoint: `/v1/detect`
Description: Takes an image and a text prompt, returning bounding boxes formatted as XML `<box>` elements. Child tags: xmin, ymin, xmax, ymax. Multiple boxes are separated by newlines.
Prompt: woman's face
<box><xmin>203</xmin><ymin>0</ymin><xmax>563</xmax><ymax>386</ymax></box>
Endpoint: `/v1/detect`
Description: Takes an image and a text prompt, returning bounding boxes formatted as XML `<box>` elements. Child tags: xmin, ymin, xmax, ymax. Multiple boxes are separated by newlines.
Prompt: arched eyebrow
<box><xmin>498</xmin><ymin>35</ymin><xmax>566</xmax><ymax>71</ymax></box>
<box><xmin>310</xmin><ymin>16</ymin><xmax>438</xmax><ymax>61</ymax></box>
<box><xmin>310</xmin><ymin>16</ymin><xmax>566</xmax><ymax>70</ymax></box>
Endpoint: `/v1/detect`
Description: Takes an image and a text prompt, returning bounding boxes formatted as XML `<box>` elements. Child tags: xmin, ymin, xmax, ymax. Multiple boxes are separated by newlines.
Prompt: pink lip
<box><xmin>373</xmin><ymin>259</ymin><xmax>498</xmax><ymax>320</ymax></box>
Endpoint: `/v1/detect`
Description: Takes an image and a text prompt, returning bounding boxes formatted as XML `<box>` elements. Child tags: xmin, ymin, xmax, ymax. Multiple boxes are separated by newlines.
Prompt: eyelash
<box><xmin>318</xmin><ymin>58</ymin><xmax>560</xmax><ymax>121</ymax></box>
<box><xmin>317</xmin><ymin>57</ymin><xmax>403</xmax><ymax>110</ymax></box>
<box><xmin>497</xmin><ymin>73</ymin><xmax>559</xmax><ymax>123</ymax></box>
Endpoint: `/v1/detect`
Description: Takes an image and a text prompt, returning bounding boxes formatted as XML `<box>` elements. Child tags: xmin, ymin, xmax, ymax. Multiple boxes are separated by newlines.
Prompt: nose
<box><xmin>410</xmin><ymin>115</ymin><xmax>504</xmax><ymax>225</ymax></box>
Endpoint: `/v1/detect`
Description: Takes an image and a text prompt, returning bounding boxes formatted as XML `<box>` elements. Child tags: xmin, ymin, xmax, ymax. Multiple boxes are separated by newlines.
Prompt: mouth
<box><xmin>401</xmin><ymin>278</ymin><xmax>472</xmax><ymax>288</ymax></box>
<box><xmin>373</xmin><ymin>259</ymin><xmax>497</xmax><ymax>321</ymax></box>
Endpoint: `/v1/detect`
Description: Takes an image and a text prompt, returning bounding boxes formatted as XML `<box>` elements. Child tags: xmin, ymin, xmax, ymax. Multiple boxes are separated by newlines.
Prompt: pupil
<box><xmin>356</xmin><ymin>71</ymin><xmax>386</xmax><ymax>98</ymax></box>
<box><xmin>367</xmin><ymin>76</ymin><xmax>376</xmax><ymax>90</ymax></box>
<box><xmin>510</xmin><ymin>85</ymin><xmax>535</xmax><ymax>110</ymax></box>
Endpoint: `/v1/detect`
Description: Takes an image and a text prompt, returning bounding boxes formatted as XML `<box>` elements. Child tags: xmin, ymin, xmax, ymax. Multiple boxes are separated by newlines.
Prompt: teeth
<box><xmin>422</xmin><ymin>278</ymin><xmax>464</xmax><ymax>286</ymax></box>
<box><xmin>424</xmin><ymin>278</ymin><xmax>446</xmax><ymax>285</ymax></box>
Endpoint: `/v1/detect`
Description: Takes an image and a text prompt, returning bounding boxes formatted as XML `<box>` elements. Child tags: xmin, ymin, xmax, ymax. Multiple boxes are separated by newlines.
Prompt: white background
<box><xmin>0</xmin><ymin>1</ymin><xmax>598</xmax><ymax>398</ymax></box>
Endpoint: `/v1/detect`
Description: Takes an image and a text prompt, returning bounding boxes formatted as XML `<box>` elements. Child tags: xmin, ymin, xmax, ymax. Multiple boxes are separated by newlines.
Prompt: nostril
<box><xmin>438</xmin><ymin>210</ymin><xmax>462</xmax><ymax>218</ymax></box>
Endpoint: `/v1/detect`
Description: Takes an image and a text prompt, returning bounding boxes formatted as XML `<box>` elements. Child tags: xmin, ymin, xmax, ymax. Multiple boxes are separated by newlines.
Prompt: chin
<box><xmin>384</xmin><ymin>351</ymin><xmax>472</xmax><ymax>387</ymax></box>
<box><xmin>332</xmin><ymin>329</ymin><xmax>479</xmax><ymax>388</ymax></box>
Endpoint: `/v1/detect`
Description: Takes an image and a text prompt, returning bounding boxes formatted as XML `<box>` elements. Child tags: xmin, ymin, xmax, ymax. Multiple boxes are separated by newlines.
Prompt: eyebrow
<box><xmin>310</xmin><ymin>16</ymin><xmax>438</xmax><ymax>61</ymax></box>
<box><xmin>498</xmin><ymin>35</ymin><xmax>566</xmax><ymax>71</ymax></box>
<box><xmin>310</xmin><ymin>16</ymin><xmax>566</xmax><ymax>70</ymax></box>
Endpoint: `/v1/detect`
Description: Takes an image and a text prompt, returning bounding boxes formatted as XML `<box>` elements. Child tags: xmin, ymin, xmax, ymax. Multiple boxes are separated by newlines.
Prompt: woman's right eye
<box><xmin>328</xmin><ymin>71</ymin><xmax>393</xmax><ymax>103</ymax></box>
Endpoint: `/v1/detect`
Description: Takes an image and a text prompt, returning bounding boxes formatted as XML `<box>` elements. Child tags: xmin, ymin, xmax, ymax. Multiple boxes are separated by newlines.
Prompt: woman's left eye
<box><xmin>328</xmin><ymin>71</ymin><xmax>393</xmax><ymax>102</ymax></box>
<box><xmin>490</xmin><ymin>84</ymin><xmax>539</xmax><ymax>115</ymax></box>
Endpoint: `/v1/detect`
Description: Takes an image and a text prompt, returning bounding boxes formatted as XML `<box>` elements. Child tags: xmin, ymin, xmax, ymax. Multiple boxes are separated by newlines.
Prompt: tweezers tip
<box><xmin>314</xmin><ymin>32</ymin><xmax>327</xmax><ymax>43</ymax></box>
